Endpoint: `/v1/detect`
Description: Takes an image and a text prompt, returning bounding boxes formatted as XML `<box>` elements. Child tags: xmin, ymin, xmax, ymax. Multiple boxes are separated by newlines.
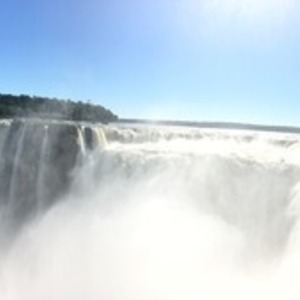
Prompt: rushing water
<box><xmin>1</xmin><ymin>120</ymin><xmax>300</xmax><ymax>299</ymax></box>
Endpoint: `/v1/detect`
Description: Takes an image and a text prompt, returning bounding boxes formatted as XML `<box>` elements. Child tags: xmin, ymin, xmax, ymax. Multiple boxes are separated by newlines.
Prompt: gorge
<box><xmin>0</xmin><ymin>119</ymin><xmax>300</xmax><ymax>299</ymax></box>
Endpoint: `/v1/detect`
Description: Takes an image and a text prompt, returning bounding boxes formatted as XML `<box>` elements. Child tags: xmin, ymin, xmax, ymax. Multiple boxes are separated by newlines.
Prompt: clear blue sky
<box><xmin>1</xmin><ymin>0</ymin><xmax>300</xmax><ymax>125</ymax></box>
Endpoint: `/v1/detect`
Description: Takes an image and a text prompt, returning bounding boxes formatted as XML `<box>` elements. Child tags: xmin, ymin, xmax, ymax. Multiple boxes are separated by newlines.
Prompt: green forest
<box><xmin>0</xmin><ymin>93</ymin><xmax>118</xmax><ymax>123</ymax></box>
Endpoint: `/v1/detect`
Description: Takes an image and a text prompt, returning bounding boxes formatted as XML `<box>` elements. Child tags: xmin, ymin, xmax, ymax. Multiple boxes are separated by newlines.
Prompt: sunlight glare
<box><xmin>184</xmin><ymin>0</ymin><xmax>297</xmax><ymax>41</ymax></box>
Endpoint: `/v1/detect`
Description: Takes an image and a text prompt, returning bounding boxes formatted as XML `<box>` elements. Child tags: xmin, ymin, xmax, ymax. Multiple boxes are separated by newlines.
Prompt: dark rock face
<box><xmin>0</xmin><ymin>119</ymin><xmax>85</xmax><ymax>235</ymax></box>
<box><xmin>44</xmin><ymin>123</ymin><xmax>79</xmax><ymax>207</ymax></box>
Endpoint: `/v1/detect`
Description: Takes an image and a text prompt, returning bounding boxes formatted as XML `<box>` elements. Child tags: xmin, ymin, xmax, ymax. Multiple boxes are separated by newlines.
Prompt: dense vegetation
<box><xmin>0</xmin><ymin>93</ymin><xmax>118</xmax><ymax>123</ymax></box>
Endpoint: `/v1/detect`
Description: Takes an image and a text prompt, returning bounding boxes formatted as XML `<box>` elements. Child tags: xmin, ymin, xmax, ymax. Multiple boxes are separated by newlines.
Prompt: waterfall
<box><xmin>0</xmin><ymin>120</ymin><xmax>82</xmax><ymax>233</ymax></box>
<box><xmin>8</xmin><ymin>124</ymin><xmax>28</xmax><ymax>207</ymax></box>
<box><xmin>77</xmin><ymin>125</ymin><xmax>87</xmax><ymax>157</ymax></box>
<box><xmin>1</xmin><ymin>120</ymin><xmax>300</xmax><ymax>299</ymax></box>
<box><xmin>0</xmin><ymin>120</ymin><xmax>11</xmax><ymax>177</ymax></box>
<box><xmin>36</xmin><ymin>125</ymin><xmax>49</xmax><ymax>212</ymax></box>
<box><xmin>92</xmin><ymin>126</ymin><xmax>107</xmax><ymax>148</ymax></box>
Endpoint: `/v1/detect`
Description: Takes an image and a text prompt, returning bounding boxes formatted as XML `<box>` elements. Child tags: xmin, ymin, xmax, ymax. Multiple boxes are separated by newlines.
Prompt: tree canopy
<box><xmin>0</xmin><ymin>94</ymin><xmax>118</xmax><ymax>123</ymax></box>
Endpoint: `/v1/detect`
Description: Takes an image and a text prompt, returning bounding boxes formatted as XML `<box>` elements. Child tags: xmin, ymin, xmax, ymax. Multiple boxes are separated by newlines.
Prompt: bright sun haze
<box><xmin>0</xmin><ymin>0</ymin><xmax>300</xmax><ymax>125</ymax></box>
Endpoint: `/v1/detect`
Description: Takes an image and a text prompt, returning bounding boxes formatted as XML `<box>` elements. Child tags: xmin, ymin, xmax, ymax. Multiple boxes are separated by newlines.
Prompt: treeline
<box><xmin>0</xmin><ymin>93</ymin><xmax>118</xmax><ymax>123</ymax></box>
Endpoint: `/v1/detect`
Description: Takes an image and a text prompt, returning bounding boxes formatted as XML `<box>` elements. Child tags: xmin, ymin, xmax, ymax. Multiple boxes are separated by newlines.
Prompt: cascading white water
<box><xmin>92</xmin><ymin>126</ymin><xmax>107</xmax><ymax>148</ymax></box>
<box><xmin>1</xmin><ymin>123</ymin><xmax>300</xmax><ymax>300</ymax></box>
<box><xmin>76</xmin><ymin>126</ymin><xmax>86</xmax><ymax>158</ymax></box>
<box><xmin>8</xmin><ymin>124</ymin><xmax>28</xmax><ymax>207</ymax></box>
<box><xmin>36</xmin><ymin>125</ymin><xmax>49</xmax><ymax>212</ymax></box>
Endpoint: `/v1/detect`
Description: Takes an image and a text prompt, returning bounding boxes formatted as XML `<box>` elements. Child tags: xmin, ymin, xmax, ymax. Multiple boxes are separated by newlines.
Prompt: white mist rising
<box><xmin>1</xmin><ymin>124</ymin><xmax>300</xmax><ymax>299</ymax></box>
